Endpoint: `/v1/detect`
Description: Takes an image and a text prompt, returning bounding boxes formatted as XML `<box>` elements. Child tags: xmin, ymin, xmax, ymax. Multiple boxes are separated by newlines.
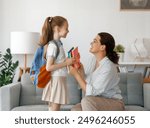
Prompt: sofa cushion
<box><xmin>11</xmin><ymin>104</ymin><xmax>74</xmax><ymax>111</ymax></box>
<box><xmin>60</xmin><ymin>104</ymin><xmax>74</xmax><ymax>111</ymax></box>
<box><xmin>125</xmin><ymin>105</ymin><xmax>148</xmax><ymax>111</ymax></box>
<box><xmin>20</xmin><ymin>73</ymin><xmax>81</xmax><ymax>106</ymax></box>
<box><xmin>12</xmin><ymin>105</ymin><xmax>48</xmax><ymax>111</ymax></box>
<box><xmin>119</xmin><ymin>73</ymin><xmax>144</xmax><ymax>106</ymax></box>
<box><xmin>66</xmin><ymin>75</ymin><xmax>81</xmax><ymax>105</ymax></box>
<box><xmin>20</xmin><ymin>73</ymin><xmax>45</xmax><ymax>106</ymax></box>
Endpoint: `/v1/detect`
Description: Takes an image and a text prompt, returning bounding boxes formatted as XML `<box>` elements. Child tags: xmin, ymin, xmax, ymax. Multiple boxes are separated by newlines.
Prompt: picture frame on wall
<box><xmin>120</xmin><ymin>0</ymin><xmax>150</xmax><ymax>10</ymax></box>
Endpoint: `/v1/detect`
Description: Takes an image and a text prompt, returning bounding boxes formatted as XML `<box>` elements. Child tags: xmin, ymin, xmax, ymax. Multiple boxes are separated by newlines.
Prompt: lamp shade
<box><xmin>10</xmin><ymin>32</ymin><xmax>40</xmax><ymax>54</ymax></box>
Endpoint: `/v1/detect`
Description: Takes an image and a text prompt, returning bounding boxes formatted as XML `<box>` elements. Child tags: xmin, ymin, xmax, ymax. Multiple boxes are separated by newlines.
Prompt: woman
<box><xmin>69</xmin><ymin>32</ymin><xmax>125</xmax><ymax>111</ymax></box>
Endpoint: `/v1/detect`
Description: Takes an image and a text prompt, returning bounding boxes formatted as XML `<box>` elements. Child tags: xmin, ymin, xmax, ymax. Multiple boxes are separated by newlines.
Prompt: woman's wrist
<box><xmin>74</xmin><ymin>71</ymin><xmax>86</xmax><ymax>91</ymax></box>
<box><xmin>74</xmin><ymin>71</ymin><xmax>80</xmax><ymax>78</ymax></box>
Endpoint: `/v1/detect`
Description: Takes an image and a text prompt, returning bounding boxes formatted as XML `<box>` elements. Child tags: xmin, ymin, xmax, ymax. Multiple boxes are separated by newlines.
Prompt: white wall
<box><xmin>1</xmin><ymin>0</ymin><xmax>150</xmax><ymax>76</ymax></box>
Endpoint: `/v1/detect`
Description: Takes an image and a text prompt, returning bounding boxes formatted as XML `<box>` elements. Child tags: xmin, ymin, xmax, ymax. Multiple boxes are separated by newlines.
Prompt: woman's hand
<box><xmin>69</xmin><ymin>66</ymin><xmax>78</xmax><ymax>76</ymax></box>
<box><xmin>77</xmin><ymin>63</ymin><xmax>85</xmax><ymax>78</ymax></box>
<box><xmin>69</xmin><ymin>65</ymin><xmax>87</xmax><ymax>92</ymax></box>
<box><xmin>77</xmin><ymin>63</ymin><xmax>84</xmax><ymax>73</ymax></box>
<box><xmin>65</xmin><ymin>58</ymin><xmax>76</xmax><ymax>66</ymax></box>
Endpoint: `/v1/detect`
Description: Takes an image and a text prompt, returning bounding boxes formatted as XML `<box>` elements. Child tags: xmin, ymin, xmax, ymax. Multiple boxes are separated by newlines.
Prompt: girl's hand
<box><xmin>65</xmin><ymin>58</ymin><xmax>75</xmax><ymax>66</ymax></box>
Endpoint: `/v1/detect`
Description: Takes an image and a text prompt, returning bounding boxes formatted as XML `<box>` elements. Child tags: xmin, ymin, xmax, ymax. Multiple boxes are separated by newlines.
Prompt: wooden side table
<box><xmin>18</xmin><ymin>67</ymin><xmax>30</xmax><ymax>82</ymax></box>
<box><xmin>143</xmin><ymin>77</ymin><xmax>150</xmax><ymax>83</ymax></box>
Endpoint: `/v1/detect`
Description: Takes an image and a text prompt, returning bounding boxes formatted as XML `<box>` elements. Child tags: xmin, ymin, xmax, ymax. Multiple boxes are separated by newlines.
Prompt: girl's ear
<box><xmin>53</xmin><ymin>26</ymin><xmax>59</xmax><ymax>32</ymax></box>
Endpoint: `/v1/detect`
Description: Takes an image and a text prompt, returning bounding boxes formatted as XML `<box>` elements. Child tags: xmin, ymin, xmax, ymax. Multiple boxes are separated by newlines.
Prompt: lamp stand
<box><xmin>25</xmin><ymin>54</ymin><xmax>27</xmax><ymax>69</ymax></box>
<box><xmin>18</xmin><ymin>54</ymin><xmax>30</xmax><ymax>82</ymax></box>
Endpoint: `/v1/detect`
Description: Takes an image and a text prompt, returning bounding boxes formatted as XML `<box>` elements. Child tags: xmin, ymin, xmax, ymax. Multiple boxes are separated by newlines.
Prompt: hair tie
<box><xmin>49</xmin><ymin>17</ymin><xmax>53</xmax><ymax>22</ymax></box>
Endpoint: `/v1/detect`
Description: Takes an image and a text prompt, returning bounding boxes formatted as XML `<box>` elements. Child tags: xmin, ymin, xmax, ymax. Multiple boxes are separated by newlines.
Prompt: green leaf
<box><xmin>114</xmin><ymin>44</ymin><xmax>125</xmax><ymax>53</ymax></box>
<box><xmin>0</xmin><ymin>52</ymin><xmax>2</xmax><ymax>57</ymax></box>
<box><xmin>6</xmin><ymin>48</ymin><xmax>11</xmax><ymax>53</ymax></box>
<box><xmin>0</xmin><ymin>48</ymin><xmax>19</xmax><ymax>87</ymax></box>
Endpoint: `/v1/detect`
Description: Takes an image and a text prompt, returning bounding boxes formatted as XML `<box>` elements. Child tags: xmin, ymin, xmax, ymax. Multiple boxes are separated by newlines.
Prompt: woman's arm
<box><xmin>70</xmin><ymin>63</ymin><xmax>118</xmax><ymax>96</ymax></box>
<box><xmin>69</xmin><ymin>66</ymin><xmax>86</xmax><ymax>92</ymax></box>
<box><xmin>77</xmin><ymin>63</ymin><xmax>86</xmax><ymax>79</ymax></box>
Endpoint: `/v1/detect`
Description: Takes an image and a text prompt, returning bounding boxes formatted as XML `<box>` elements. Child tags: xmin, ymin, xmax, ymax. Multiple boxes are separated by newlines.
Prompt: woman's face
<box><xmin>58</xmin><ymin>21</ymin><xmax>69</xmax><ymax>38</ymax></box>
<box><xmin>89</xmin><ymin>35</ymin><xmax>102</xmax><ymax>53</ymax></box>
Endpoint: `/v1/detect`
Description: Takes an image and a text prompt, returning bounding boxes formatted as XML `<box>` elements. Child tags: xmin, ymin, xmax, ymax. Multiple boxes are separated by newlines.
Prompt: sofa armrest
<box><xmin>143</xmin><ymin>83</ymin><xmax>150</xmax><ymax>110</ymax></box>
<box><xmin>0</xmin><ymin>82</ymin><xmax>21</xmax><ymax>111</ymax></box>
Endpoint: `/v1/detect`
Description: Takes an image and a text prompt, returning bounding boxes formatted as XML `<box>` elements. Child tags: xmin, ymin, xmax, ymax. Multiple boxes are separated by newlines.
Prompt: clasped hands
<box><xmin>65</xmin><ymin>53</ymin><xmax>83</xmax><ymax>76</ymax></box>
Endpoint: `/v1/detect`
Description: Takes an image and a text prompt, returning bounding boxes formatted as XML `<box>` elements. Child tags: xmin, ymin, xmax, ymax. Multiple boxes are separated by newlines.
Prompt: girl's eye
<box><xmin>93</xmin><ymin>40</ymin><xmax>96</xmax><ymax>43</ymax></box>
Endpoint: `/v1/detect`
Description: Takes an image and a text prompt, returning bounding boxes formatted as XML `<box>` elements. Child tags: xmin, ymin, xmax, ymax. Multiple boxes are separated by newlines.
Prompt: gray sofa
<box><xmin>0</xmin><ymin>72</ymin><xmax>150</xmax><ymax>111</ymax></box>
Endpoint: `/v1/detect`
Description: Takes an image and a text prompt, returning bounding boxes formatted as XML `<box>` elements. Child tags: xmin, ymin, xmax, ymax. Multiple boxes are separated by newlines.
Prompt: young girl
<box><xmin>40</xmin><ymin>16</ymin><xmax>75</xmax><ymax>111</ymax></box>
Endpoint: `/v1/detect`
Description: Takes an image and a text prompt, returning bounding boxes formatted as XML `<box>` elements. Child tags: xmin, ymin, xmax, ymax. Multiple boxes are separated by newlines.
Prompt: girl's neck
<box><xmin>53</xmin><ymin>33</ymin><xmax>60</xmax><ymax>41</ymax></box>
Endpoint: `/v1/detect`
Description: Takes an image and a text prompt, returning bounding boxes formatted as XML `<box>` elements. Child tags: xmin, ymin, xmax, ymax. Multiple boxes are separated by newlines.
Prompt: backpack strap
<box><xmin>44</xmin><ymin>40</ymin><xmax>61</xmax><ymax>60</ymax></box>
<box><xmin>52</xmin><ymin>40</ymin><xmax>60</xmax><ymax>59</ymax></box>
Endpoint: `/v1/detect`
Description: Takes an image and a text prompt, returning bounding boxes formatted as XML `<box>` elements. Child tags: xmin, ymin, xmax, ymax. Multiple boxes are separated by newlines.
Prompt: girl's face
<box><xmin>89</xmin><ymin>35</ymin><xmax>106</xmax><ymax>54</ymax></box>
<box><xmin>58</xmin><ymin>21</ymin><xmax>69</xmax><ymax>38</ymax></box>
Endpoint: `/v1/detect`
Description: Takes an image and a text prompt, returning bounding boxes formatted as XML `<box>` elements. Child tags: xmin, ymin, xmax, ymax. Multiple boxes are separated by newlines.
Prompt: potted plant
<box><xmin>0</xmin><ymin>48</ymin><xmax>19</xmax><ymax>87</ymax></box>
<box><xmin>114</xmin><ymin>44</ymin><xmax>125</xmax><ymax>62</ymax></box>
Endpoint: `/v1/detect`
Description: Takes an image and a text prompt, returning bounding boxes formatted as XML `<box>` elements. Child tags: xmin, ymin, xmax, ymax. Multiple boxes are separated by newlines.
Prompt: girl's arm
<box><xmin>46</xmin><ymin>57</ymin><xmax>75</xmax><ymax>72</ymax></box>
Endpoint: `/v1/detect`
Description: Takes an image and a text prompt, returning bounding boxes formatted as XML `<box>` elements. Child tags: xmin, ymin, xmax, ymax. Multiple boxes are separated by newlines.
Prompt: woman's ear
<box><xmin>100</xmin><ymin>45</ymin><xmax>106</xmax><ymax>51</ymax></box>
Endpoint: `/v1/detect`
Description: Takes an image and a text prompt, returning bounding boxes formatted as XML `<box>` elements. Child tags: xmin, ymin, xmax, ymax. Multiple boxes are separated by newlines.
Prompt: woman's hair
<box><xmin>40</xmin><ymin>16</ymin><xmax>67</xmax><ymax>46</ymax></box>
<box><xmin>98</xmin><ymin>32</ymin><xmax>119</xmax><ymax>64</ymax></box>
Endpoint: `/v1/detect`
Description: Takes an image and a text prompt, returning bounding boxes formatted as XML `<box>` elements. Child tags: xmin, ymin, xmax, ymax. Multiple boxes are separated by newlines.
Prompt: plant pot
<box><xmin>118</xmin><ymin>53</ymin><xmax>124</xmax><ymax>62</ymax></box>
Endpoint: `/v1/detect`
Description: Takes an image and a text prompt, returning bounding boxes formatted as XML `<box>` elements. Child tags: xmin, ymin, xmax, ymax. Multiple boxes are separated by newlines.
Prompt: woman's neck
<box><xmin>94</xmin><ymin>52</ymin><xmax>106</xmax><ymax>62</ymax></box>
<box><xmin>94</xmin><ymin>53</ymin><xmax>106</xmax><ymax>70</ymax></box>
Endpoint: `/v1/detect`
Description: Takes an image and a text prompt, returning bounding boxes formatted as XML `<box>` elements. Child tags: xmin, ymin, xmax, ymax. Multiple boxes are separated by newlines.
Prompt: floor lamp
<box><xmin>10</xmin><ymin>32</ymin><xmax>40</xmax><ymax>81</ymax></box>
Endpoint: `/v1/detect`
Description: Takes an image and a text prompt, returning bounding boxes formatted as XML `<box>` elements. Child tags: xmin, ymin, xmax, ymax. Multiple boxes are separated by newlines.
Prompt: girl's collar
<box><xmin>54</xmin><ymin>40</ymin><xmax>63</xmax><ymax>46</ymax></box>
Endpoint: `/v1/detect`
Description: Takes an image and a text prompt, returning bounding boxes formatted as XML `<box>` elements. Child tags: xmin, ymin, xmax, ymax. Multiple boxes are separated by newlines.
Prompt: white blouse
<box><xmin>46</xmin><ymin>40</ymin><xmax>67</xmax><ymax>77</ymax></box>
<box><xmin>85</xmin><ymin>56</ymin><xmax>122</xmax><ymax>100</ymax></box>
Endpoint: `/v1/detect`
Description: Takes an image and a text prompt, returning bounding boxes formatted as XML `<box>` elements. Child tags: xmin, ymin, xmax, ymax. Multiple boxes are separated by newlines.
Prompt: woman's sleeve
<box><xmin>84</xmin><ymin>55</ymin><xmax>96</xmax><ymax>76</ymax></box>
<box><xmin>46</xmin><ymin>43</ymin><xmax>57</xmax><ymax>59</ymax></box>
